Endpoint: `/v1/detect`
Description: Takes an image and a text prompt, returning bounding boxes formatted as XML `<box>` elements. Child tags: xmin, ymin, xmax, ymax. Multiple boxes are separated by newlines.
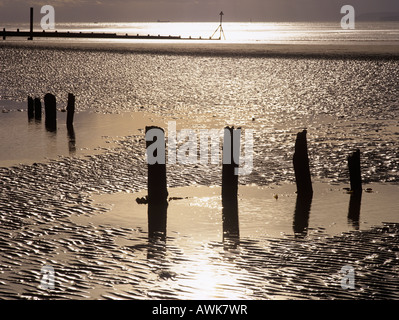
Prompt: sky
<box><xmin>0</xmin><ymin>0</ymin><xmax>399</xmax><ymax>23</ymax></box>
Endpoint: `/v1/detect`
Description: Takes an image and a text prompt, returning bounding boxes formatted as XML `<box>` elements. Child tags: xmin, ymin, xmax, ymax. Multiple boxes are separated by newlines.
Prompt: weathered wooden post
<box><xmin>292</xmin><ymin>129</ymin><xmax>313</xmax><ymax>237</ymax></box>
<box><xmin>27</xmin><ymin>96</ymin><xmax>34</xmax><ymax>120</ymax></box>
<box><xmin>34</xmin><ymin>97</ymin><xmax>42</xmax><ymax>120</ymax></box>
<box><xmin>347</xmin><ymin>149</ymin><xmax>362</xmax><ymax>229</ymax></box>
<box><xmin>44</xmin><ymin>93</ymin><xmax>57</xmax><ymax>132</ymax></box>
<box><xmin>145</xmin><ymin>126</ymin><xmax>168</xmax><ymax>239</ymax></box>
<box><xmin>66</xmin><ymin>93</ymin><xmax>75</xmax><ymax>128</ymax></box>
<box><xmin>348</xmin><ymin>149</ymin><xmax>362</xmax><ymax>193</ymax></box>
<box><xmin>293</xmin><ymin>130</ymin><xmax>313</xmax><ymax>196</ymax></box>
<box><xmin>66</xmin><ymin>93</ymin><xmax>76</xmax><ymax>153</ymax></box>
<box><xmin>222</xmin><ymin>126</ymin><xmax>240</xmax><ymax>240</ymax></box>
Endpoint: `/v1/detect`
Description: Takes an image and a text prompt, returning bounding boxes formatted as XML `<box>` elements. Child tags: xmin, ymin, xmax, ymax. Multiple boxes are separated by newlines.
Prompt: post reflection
<box><xmin>67</xmin><ymin>123</ymin><xmax>76</xmax><ymax>154</ymax></box>
<box><xmin>147</xmin><ymin>202</ymin><xmax>168</xmax><ymax>242</ymax></box>
<box><xmin>147</xmin><ymin>232</ymin><xmax>167</xmax><ymax>261</ymax></box>
<box><xmin>293</xmin><ymin>193</ymin><xmax>313</xmax><ymax>238</ymax></box>
<box><xmin>147</xmin><ymin>202</ymin><xmax>168</xmax><ymax>272</ymax></box>
<box><xmin>348</xmin><ymin>191</ymin><xmax>362</xmax><ymax>230</ymax></box>
<box><xmin>222</xmin><ymin>198</ymin><xmax>240</xmax><ymax>249</ymax></box>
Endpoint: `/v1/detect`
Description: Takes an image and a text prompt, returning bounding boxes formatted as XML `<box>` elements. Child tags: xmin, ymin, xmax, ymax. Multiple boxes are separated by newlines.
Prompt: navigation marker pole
<box><xmin>28</xmin><ymin>7</ymin><xmax>33</xmax><ymax>40</ymax></box>
<box><xmin>211</xmin><ymin>11</ymin><xmax>226</xmax><ymax>40</ymax></box>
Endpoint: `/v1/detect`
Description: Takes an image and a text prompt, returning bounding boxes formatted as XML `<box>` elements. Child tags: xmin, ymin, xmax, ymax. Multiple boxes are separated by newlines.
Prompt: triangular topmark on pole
<box><xmin>211</xmin><ymin>11</ymin><xmax>226</xmax><ymax>40</ymax></box>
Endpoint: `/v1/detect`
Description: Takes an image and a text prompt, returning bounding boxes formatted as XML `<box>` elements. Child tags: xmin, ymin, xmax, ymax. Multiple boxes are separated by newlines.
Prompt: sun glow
<box><xmin>173</xmin><ymin>250</ymin><xmax>245</xmax><ymax>300</ymax></box>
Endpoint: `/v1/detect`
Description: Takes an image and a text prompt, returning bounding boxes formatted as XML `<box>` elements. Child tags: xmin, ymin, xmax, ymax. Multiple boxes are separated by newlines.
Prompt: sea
<box><xmin>0</xmin><ymin>22</ymin><xmax>399</xmax><ymax>300</ymax></box>
<box><xmin>2</xmin><ymin>21</ymin><xmax>399</xmax><ymax>43</ymax></box>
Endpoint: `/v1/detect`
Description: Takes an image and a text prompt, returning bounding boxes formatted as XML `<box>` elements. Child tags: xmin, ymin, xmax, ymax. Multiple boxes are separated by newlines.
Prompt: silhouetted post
<box><xmin>27</xmin><ymin>96</ymin><xmax>34</xmax><ymax>120</ymax></box>
<box><xmin>44</xmin><ymin>93</ymin><xmax>57</xmax><ymax>132</ymax></box>
<box><xmin>2</xmin><ymin>28</ymin><xmax>5</xmax><ymax>40</ymax></box>
<box><xmin>66</xmin><ymin>93</ymin><xmax>76</xmax><ymax>153</ymax></box>
<box><xmin>222</xmin><ymin>126</ymin><xmax>240</xmax><ymax>240</ymax></box>
<box><xmin>66</xmin><ymin>93</ymin><xmax>75</xmax><ymax>128</ymax></box>
<box><xmin>348</xmin><ymin>149</ymin><xmax>362</xmax><ymax>193</ymax></box>
<box><xmin>146</xmin><ymin>126</ymin><xmax>168</xmax><ymax>205</ymax></box>
<box><xmin>28</xmin><ymin>7</ymin><xmax>33</xmax><ymax>40</ymax></box>
<box><xmin>293</xmin><ymin>130</ymin><xmax>313</xmax><ymax>196</ymax></box>
<box><xmin>34</xmin><ymin>97</ymin><xmax>41</xmax><ymax>120</ymax></box>
<box><xmin>145</xmin><ymin>126</ymin><xmax>168</xmax><ymax>239</ymax></box>
<box><xmin>222</xmin><ymin>127</ymin><xmax>240</xmax><ymax>203</ymax></box>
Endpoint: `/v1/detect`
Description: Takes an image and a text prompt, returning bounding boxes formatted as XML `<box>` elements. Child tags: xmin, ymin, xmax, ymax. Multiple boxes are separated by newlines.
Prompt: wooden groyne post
<box><xmin>66</xmin><ymin>93</ymin><xmax>75</xmax><ymax>128</ymax></box>
<box><xmin>293</xmin><ymin>130</ymin><xmax>313</xmax><ymax>196</ymax></box>
<box><xmin>222</xmin><ymin>126</ymin><xmax>240</xmax><ymax>203</ymax></box>
<box><xmin>27</xmin><ymin>96</ymin><xmax>34</xmax><ymax>120</ymax></box>
<box><xmin>34</xmin><ymin>97</ymin><xmax>42</xmax><ymax>120</ymax></box>
<box><xmin>44</xmin><ymin>93</ymin><xmax>57</xmax><ymax>131</ymax></box>
<box><xmin>145</xmin><ymin>126</ymin><xmax>168</xmax><ymax>238</ymax></box>
<box><xmin>221</xmin><ymin>126</ymin><xmax>240</xmax><ymax>239</ymax></box>
<box><xmin>292</xmin><ymin>129</ymin><xmax>313</xmax><ymax>237</ymax></box>
<box><xmin>347</xmin><ymin>149</ymin><xmax>362</xmax><ymax>228</ymax></box>
<box><xmin>348</xmin><ymin>149</ymin><xmax>362</xmax><ymax>193</ymax></box>
<box><xmin>66</xmin><ymin>93</ymin><xmax>76</xmax><ymax>153</ymax></box>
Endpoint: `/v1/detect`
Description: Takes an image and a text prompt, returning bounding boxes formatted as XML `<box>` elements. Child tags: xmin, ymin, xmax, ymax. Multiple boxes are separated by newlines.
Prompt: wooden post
<box><xmin>66</xmin><ymin>93</ymin><xmax>76</xmax><ymax>154</ymax></box>
<box><xmin>2</xmin><ymin>28</ymin><xmax>5</xmax><ymax>40</ymax></box>
<box><xmin>66</xmin><ymin>93</ymin><xmax>75</xmax><ymax>128</ymax></box>
<box><xmin>222</xmin><ymin>127</ymin><xmax>240</xmax><ymax>203</ymax></box>
<box><xmin>27</xmin><ymin>96</ymin><xmax>34</xmax><ymax>120</ymax></box>
<box><xmin>34</xmin><ymin>97</ymin><xmax>41</xmax><ymax>120</ymax></box>
<box><xmin>293</xmin><ymin>130</ymin><xmax>313</xmax><ymax>196</ymax></box>
<box><xmin>44</xmin><ymin>93</ymin><xmax>57</xmax><ymax>132</ymax></box>
<box><xmin>222</xmin><ymin>126</ymin><xmax>240</xmax><ymax>240</ymax></box>
<box><xmin>146</xmin><ymin>126</ymin><xmax>168</xmax><ymax>205</ymax></box>
<box><xmin>145</xmin><ymin>126</ymin><xmax>168</xmax><ymax>239</ymax></box>
<box><xmin>28</xmin><ymin>7</ymin><xmax>33</xmax><ymax>40</ymax></box>
<box><xmin>348</xmin><ymin>149</ymin><xmax>362</xmax><ymax>193</ymax></box>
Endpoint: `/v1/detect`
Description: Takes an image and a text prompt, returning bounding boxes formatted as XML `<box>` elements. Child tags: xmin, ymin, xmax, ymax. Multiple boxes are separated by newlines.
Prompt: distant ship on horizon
<box><xmin>157</xmin><ymin>19</ymin><xmax>170</xmax><ymax>23</ymax></box>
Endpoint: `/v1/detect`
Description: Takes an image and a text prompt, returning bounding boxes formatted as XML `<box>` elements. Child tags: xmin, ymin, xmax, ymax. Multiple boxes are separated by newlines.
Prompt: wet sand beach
<box><xmin>2</xmin><ymin>39</ymin><xmax>399</xmax><ymax>59</ymax></box>
<box><xmin>1</xmin><ymin>39</ymin><xmax>399</xmax><ymax>300</ymax></box>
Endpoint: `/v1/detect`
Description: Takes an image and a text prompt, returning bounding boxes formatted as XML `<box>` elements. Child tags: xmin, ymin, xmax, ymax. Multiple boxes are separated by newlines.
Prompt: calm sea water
<box><xmin>0</xmin><ymin>22</ymin><xmax>399</xmax><ymax>300</ymax></box>
<box><xmin>2</xmin><ymin>21</ymin><xmax>399</xmax><ymax>43</ymax></box>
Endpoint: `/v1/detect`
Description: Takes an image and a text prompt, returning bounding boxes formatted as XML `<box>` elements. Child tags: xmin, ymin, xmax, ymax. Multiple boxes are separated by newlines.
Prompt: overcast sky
<box><xmin>1</xmin><ymin>0</ymin><xmax>399</xmax><ymax>23</ymax></box>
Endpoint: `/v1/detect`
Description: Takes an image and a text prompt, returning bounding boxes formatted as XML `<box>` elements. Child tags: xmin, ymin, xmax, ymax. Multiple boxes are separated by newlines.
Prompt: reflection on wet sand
<box><xmin>293</xmin><ymin>193</ymin><xmax>313</xmax><ymax>238</ymax></box>
<box><xmin>222</xmin><ymin>200</ymin><xmax>240</xmax><ymax>248</ymax></box>
<box><xmin>67</xmin><ymin>123</ymin><xmax>76</xmax><ymax>154</ymax></box>
<box><xmin>0</xmin><ymin>178</ymin><xmax>398</xmax><ymax>299</ymax></box>
<box><xmin>147</xmin><ymin>227</ymin><xmax>167</xmax><ymax>262</ymax></box>
<box><xmin>348</xmin><ymin>191</ymin><xmax>362</xmax><ymax>230</ymax></box>
<box><xmin>147</xmin><ymin>202</ymin><xmax>168</xmax><ymax>242</ymax></box>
